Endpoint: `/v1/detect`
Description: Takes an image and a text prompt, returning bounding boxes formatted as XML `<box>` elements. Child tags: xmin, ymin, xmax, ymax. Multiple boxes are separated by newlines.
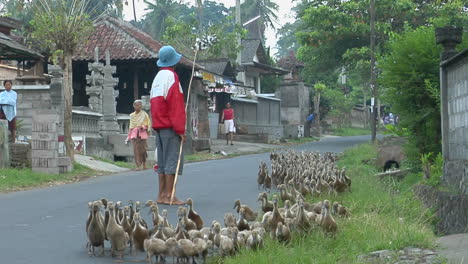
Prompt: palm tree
<box><xmin>241</xmin><ymin>0</ymin><xmax>278</xmax><ymax>37</ymax></box>
<box><xmin>87</xmin><ymin>0</ymin><xmax>124</xmax><ymax>18</ymax></box>
<box><xmin>142</xmin><ymin>0</ymin><xmax>181</xmax><ymax>40</ymax></box>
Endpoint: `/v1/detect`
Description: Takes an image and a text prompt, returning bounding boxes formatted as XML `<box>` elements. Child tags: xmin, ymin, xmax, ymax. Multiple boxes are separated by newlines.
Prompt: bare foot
<box><xmin>161</xmin><ymin>196</ymin><xmax>185</xmax><ymax>205</ymax></box>
<box><xmin>156</xmin><ymin>194</ymin><xmax>165</xmax><ymax>204</ymax></box>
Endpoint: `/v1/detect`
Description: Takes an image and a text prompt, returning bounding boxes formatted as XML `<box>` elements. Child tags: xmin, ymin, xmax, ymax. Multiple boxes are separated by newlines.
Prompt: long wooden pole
<box><xmin>170</xmin><ymin>49</ymin><xmax>199</xmax><ymax>205</ymax></box>
<box><xmin>370</xmin><ymin>0</ymin><xmax>377</xmax><ymax>143</ymax></box>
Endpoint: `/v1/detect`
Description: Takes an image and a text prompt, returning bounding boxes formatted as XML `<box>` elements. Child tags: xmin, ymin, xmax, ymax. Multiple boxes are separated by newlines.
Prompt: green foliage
<box><xmin>30</xmin><ymin>0</ymin><xmax>94</xmax><ymax>57</ymax></box>
<box><xmin>214</xmin><ymin>144</ymin><xmax>435</xmax><ymax>264</ymax></box>
<box><xmin>0</xmin><ymin>0</ymin><xmax>34</xmax><ymax>23</ymax></box>
<box><xmin>162</xmin><ymin>15</ymin><xmax>245</xmax><ymax>61</ymax></box>
<box><xmin>380</xmin><ymin>26</ymin><xmax>438</xmax><ymax>155</ymax></box>
<box><xmin>260</xmin><ymin>75</ymin><xmax>281</xmax><ymax>93</ymax></box>
<box><xmin>275</xmin><ymin>22</ymin><xmax>301</xmax><ymax>57</ymax></box>
<box><xmin>0</xmin><ymin>163</ymin><xmax>94</xmax><ymax>192</ymax></box>
<box><xmin>420</xmin><ymin>152</ymin><xmax>434</xmax><ymax>179</ymax></box>
<box><xmin>379</xmin><ymin>26</ymin><xmax>468</xmax><ymax>156</ymax></box>
<box><xmin>420</xmin><ymin>152</ymin><xmax>443</xmax><ymax>187</ymax></box>
<box><xmin>313</xmin><ymin>82</ymin><xmax>327</xmax><ymax>93</ymax></box>
<box><xmin>286</xmin><ymin>0</ymin><xmax>466</xmax><ymax>110</ymax></box>
<box><xmin>426</xmin><ymin>153</ymin><xmax>443</xmax><ymax>187</ymax></box>
<box><xmin>142</xmin><ymin>0</ymin><xmax>192</xmax><ymax>40</ymax></box>
<box><xmin>260</xmin><ymin>48</ymin><xmax>282</xmax><ymax>93</ymax></box>
<box><xmin>430</xmin><ymin>0</ymin><xmax>468</xmax><ymax>28</ymax></box>
<box><xmin>331</xmin><ymin>127</ymin><xmax>371</xmax><ymax>137</ymax></box>
<box><xmin>240</xmin><ymin>0</ymin><xmax>278</xmax><ymax>38</ymax></box>
<box><xmin>384</xmin><ymin>124</ymin><xmax>411</xmax><ymax>137</ymax></box>
<box><xmin>86</xmin><ymin>0</ymin><xmax>124</xmax><ymax>18</ymax></box>
<box><xmin>296</xmin><ymin>0</ymin><xmax>415</xmax><ymax>84</ymax></box>
<box><xmin>320</xmin><ymin>86</ymin><xmax>360</xmax><ymax>127</ymax></box>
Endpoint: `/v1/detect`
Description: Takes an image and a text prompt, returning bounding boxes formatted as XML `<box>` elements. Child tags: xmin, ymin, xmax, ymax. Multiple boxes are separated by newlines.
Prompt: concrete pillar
<box><xmin>100</xmin><ymin>50</ymin><xmax>120</xmax><ymax>133</ymax></box>
<box><xmin>86</xmin><ymin>63</ymin><xmax>104</xmax><ymax>113</ymax></box>
<box><xmin>48</xmin><ymin>65</ymin><xmax>64</xmax><ymax>135</ymax></box>
<box><xmin>31</xmin><ymin>110</ymin><xmax>59</xmax><ymax>174</ymax></box>
<box><xmin>0</xmin><ymin>120</ymin><xmax>10</xmax><ymax>168</ymax></box>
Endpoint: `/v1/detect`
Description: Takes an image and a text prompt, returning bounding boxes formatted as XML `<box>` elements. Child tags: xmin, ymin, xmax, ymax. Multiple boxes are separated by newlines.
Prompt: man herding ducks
<box><xmin>85</xmin><ymin>150</ymin><xmax>351</xmax><ymax>263</ymax></box>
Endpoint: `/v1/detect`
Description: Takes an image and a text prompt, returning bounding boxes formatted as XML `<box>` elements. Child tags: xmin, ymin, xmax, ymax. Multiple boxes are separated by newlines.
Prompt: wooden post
<box><xmin>133</xmin><ymin>70</ymin><xmax>139</xmax><ymax>101</ymax></box>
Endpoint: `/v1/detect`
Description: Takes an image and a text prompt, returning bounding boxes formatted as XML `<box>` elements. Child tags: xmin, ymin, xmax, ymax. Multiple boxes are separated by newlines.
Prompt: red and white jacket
<box><xmin>150</xmin><ymin>67</ymin><xmax>186</xmax><ymax>135</ymax></box>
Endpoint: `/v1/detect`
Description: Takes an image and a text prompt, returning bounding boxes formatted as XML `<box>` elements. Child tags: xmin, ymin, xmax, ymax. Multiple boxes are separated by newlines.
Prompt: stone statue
<box><xmin>85</xmin><ymin>47</ymin><xmax>104</xmax><ymax>112</ymax></box>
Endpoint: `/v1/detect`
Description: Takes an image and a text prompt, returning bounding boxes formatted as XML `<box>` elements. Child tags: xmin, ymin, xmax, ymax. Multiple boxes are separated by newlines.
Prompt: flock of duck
<box><xmin>85</xmin><ymin>150</ymin><xmax>352</xmax><ymax>263</ymax></box>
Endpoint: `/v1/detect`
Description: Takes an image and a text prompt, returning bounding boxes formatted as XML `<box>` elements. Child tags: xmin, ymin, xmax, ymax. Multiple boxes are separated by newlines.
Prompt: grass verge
<box><xmin>0</xmin><ymin>163</ymin><xmax>97</xmax><ymax>192</ymax></box>
<box><xmin>282</xmin><ymin>137</ymin><xmax>319</xmax><ymax>146</ymax></box>
<box><xmin>211</xmin><ymin>144</ymin><xmax>436</xmax><ymax>264</ymax></box>
<box><xmin>331</xmin><ymin>127</ymin><xmax>372</xmax><ymax>137</ymax></box>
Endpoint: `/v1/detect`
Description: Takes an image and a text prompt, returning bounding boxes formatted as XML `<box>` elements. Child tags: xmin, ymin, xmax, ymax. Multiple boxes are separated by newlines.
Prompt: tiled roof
<box><xmin>198</xmin><ymin>58</ymin><xmax>235</xmax><ymax>77</ymax></box>
<box><xmin>0</xmin><ymin>32</ymin><xmax>43</xmax><ymax>60</ymax></box>
<box><xmin>73</xmin><ymin>16</ymin><xmax>195</xmax><ymax>68</ymax></box>
<box><xmin>277</xmin><ymin>50</ymin><xmax>304</xmax><ymax>72</ymax></box>
<box><xmin>241</xmin><ymin>39</ymin><xmax>261</xmax><ymax>64</ymax></box>
<box><xmin>0</xmin><ymin>16</ymin><xmax>21</xmax><ymax>30</ymax></box>
<box><xmin>241</xmin><ymin>39</ymin><xmax>269</xmax><ymax>65</ymax></box>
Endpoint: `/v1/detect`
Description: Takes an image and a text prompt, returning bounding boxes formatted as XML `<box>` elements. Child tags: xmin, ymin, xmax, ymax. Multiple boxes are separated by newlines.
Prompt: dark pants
<box><xmin>132</xmin><ymin>138</ymin><xmax>147</xmax><ymax>166</ymax></box>
<box><xmin>0</xmin><ymin>109</ymin><xmax>16</xmax><ymax>132</ymax></box>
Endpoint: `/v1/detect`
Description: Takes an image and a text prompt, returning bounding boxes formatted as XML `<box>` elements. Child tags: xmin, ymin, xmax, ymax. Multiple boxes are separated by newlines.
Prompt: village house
<box><xmin>71</xmin><ymin>16</ymin><xmax>211</xmax><ymax>159</ymax></box>
<box><xmin>209</xmin><ymin>21</ymin><xmax>289</xmax><ymax>143</ymax></box>
<box><xmin>0</xmin><ymin>16</ymin><xmax>212</xmax><ymax>165</ymax></box>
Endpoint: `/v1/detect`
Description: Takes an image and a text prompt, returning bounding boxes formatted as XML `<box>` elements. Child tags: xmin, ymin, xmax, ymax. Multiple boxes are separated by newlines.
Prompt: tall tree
<box><xmin>87</xmin><ymin>0</ymin><xmax>124</xmax><ymax>18</ymax></box>
<box><xmin>295</xmin><ymin>0</ymin><xmax>458</xmax><ymax>84</ymax></box>
<box><xmin>379</xmin><ymin>25</ymin><xmax>468</xmax><ymax>157</ymax></box>
<box><xmin>240</xmin><ymin>0</ymin><xmax>278</xmax><ymax>38</ymax></box>
<box><xmin>31</xmin><ymin>0</ymin><xmax>94</xmax><ymax>162</ymax></box>
<box><xmin>163</xmin><ymin>15</ymin><xmax>244</xmax><ymax>61</ymax></box>
<box><xmin>142</xmin><ymin>0</ymin><xmax>190</xmax><ymax>40</ymax></box>
<box><xmin>276</xmin><ymin>22</ymin><xmax>301</xmax><ymax>58</ymax></box>
<box><xmin>199</xmin><ymin>1</ymin><xmax>230</xmax><ymax>29</ymax></box>
<box><xmin>313</xmin><ymin>82</ymin><xmax>327</xmax><ymax>137</ymax></box>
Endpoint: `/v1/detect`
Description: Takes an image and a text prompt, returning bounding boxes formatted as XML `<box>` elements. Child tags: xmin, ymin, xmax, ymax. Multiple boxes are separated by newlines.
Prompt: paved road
<box><xmin>0</xmin><ymin>135</ymin><xmax>371</xmax><ymax>264</ymax></box>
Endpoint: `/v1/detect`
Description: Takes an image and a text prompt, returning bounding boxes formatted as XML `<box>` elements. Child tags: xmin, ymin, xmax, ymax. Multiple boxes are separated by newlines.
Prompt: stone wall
<box><xmin>414</xmin><ymin>184</ymin><xmax>468</xmax><ymax>235</ymax></box>
<box><xmin>242</xmin><ymin>124</ymin><xmax>284</xmax><ymax>141</ymax></box>
<box><xmin>350</xmin><ymin>106</ymin><xmax>369</xmax><ymax>128</ymax></box>
<box><xmin>276</xmin><ymin>81</ymin><xmax>311</xmax><ymax>138</ymax></box>
<box><xmin>15</xmin><ymin>85</ymin><xmax>52</xmax><ymax>136</ymax></box>
<box><xmin>231</xmin><ymin>96</ymin><xmax>283</xmax><ymax>141</ymax></box>
<box><xmin>31</xmin><ymin>111</ymin><xmax>60</xmax><ymax>174</ymax></box>
<box><xmin>10</xmin><ymin>143</ymin><xmax>31</xmax><ymax>168</ymax></box>
<box><xmin>441</xmin><ymin>52</ymin><xmax>468</xmax><ymax>195</ymax></box>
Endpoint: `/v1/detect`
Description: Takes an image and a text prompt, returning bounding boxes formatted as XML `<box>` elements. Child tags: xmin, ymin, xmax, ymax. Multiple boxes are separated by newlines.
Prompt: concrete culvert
<box><xmin>383</xmin><ymin>160</ymin><xmax>400</xmax><ymax>171</ymax></box>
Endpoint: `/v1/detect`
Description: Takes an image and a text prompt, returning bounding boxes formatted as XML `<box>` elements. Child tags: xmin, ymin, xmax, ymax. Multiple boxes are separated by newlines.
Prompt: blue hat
<box><xmin>157</xmin><ymin>46</ymin><xmax>182</xmax><ymax>67</ymax></box>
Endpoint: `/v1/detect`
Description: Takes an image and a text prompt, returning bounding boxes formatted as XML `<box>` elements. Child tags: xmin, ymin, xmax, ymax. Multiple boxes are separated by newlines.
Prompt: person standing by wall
<box><xmin>0</xmin><ymin>80</ymin><xmax>17</xmax><ymax>142</ymax></box>
<box><xmin>150</xmin><ymin>46</ymin><xmax>186</xmax><ymax>205</ymax></box>
<box><xmin>222</xmin><ymin>102</ymin><xmax>235</xmax><ymax>145</ymax></box>
<box><xmin>126</xmin><ymin>100</ymin><xmax>151</xmax><ymax>171</ymax></box>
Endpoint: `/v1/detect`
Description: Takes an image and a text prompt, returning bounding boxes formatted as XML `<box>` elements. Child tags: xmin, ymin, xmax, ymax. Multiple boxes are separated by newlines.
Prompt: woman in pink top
<box><xmin>126</xmin><ymin>100</ymin><xmax>151</xmax><ymax>170</ymax></box>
